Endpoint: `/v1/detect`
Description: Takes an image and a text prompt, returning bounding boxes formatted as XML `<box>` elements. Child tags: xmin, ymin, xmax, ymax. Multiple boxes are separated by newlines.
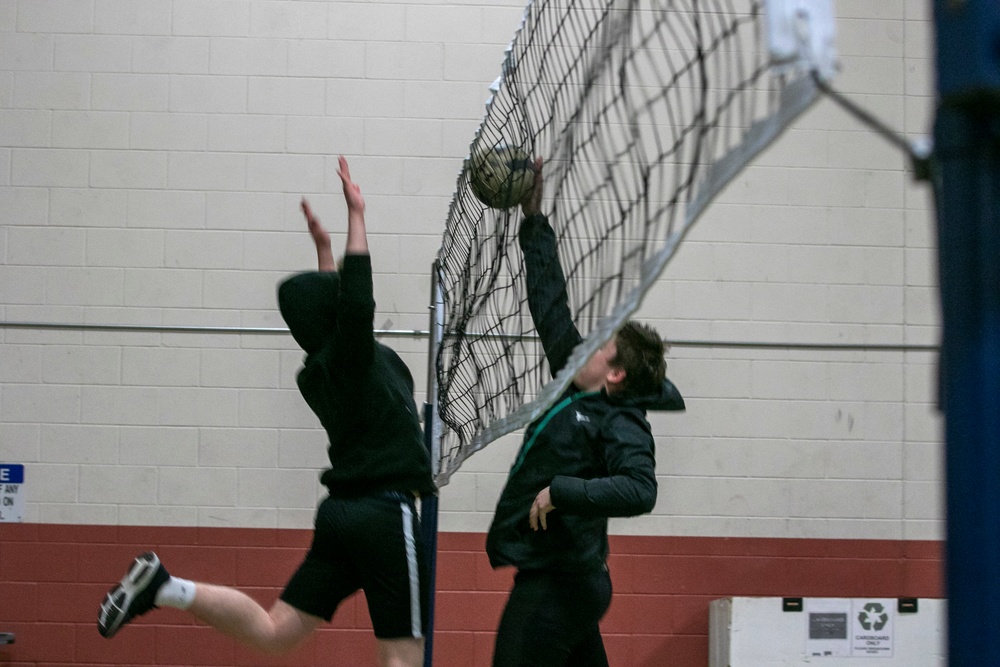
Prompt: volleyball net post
<box><xmin>932</xmin><ymin>1</ymin><xmax>1000</xmax><ymax>664</ymax></box>
<box><xmin>421</xmin><ymin>261</ymin><xmax>445</xmax><ymax>667</ymax></box>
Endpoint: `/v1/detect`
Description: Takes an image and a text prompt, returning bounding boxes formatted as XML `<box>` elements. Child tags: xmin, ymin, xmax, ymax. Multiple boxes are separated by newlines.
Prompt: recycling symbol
<box><xmin>858</xmin><ymin>602</ymin><xmax>889</xmax><ymax>631</ymax></box>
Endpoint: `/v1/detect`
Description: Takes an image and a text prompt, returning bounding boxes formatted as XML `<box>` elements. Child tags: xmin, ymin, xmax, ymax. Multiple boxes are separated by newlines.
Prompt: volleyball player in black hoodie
<box><xmin>99</xmin><ymin>157</ymin><xmax>435</xmax><ymax>667</ymax></box>
<box><xmin>487</xmin><ymin>159</ymin><xmax>685</xmax><ymax>666</ymax></box>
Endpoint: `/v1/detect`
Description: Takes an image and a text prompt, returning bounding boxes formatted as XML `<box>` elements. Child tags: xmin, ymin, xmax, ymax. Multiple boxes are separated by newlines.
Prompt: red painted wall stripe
<box><xmin>0</xmin><ymin>524</ymin><xmax>944</xmax><ymax>666</ymax></box>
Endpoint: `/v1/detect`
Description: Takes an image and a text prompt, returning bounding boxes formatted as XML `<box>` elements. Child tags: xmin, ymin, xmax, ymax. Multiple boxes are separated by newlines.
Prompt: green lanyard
<box><xmin>509</xmin><ymin>391</ymin><xmax>598</xmax><ymax>476</ymax></box>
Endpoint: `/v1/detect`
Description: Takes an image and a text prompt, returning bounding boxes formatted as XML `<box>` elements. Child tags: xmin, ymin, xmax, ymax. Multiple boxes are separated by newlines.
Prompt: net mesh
<box><xmin>434</xmin><ymin>0</ymin><xmax>822</xmax><ymax>485</ymax></box>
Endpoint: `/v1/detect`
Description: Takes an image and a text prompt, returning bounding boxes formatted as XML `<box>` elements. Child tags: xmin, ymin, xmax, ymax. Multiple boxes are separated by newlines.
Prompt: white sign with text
<box><xmin>0</xmin><ymin>464</ymin><xmax>25</xmax><ymax>523</ymax></box>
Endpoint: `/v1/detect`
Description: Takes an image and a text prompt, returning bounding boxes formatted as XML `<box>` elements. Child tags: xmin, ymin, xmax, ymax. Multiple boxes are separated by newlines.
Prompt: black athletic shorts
<box><xmin>281</xmin><ymin>491</ymin><xmax>429</xmax><ymax>639</ymax></box>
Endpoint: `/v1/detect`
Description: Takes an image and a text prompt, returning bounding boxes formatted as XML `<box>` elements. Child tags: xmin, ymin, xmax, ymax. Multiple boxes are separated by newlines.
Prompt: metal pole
<box><xmin>932</xmin><ymin>1</ymin><xmax>1000</xmax><ymax>664</ymax></box>
<box><xmin>421</xmin><ymin>261</ymin><xmax>444</xmax><ymax>667</ymax></box>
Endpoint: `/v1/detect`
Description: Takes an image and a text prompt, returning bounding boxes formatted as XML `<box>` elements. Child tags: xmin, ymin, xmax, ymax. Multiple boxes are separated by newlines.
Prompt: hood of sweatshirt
<box><xmin>277</xmin><ymin>271</ymin><xmax>340</xmax><ymax>355</ymax></box>
<box><xmin>609</xmin><ymin>377</ymin><xmax>685</xmax><ymax>412</ymax></box>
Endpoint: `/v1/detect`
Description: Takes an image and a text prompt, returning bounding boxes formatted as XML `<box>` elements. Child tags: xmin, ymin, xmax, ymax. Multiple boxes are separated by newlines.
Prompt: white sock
<box><xmin>154</xmin><ymin>576</ymin><xmax>196</xmax><ymax>610</ymax></box>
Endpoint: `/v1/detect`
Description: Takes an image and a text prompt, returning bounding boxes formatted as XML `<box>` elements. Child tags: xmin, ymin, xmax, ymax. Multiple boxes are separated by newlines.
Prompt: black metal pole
<box><xmin>421</xmin><ymin>261</ymin><xmax>444</xmax><ymax>667</ymax></box>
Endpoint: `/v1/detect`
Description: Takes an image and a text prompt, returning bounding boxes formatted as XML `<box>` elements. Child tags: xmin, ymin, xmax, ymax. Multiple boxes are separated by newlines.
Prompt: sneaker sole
<box><xmin>98</xmin><ymin>552</ymin><xmax>160</xmax><ymax>639</ymax></box>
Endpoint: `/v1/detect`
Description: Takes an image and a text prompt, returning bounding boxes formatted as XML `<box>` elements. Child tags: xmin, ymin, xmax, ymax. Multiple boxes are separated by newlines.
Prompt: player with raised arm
<box><xmin>97</xmin><ymin>157</ymin><xmax>436</xmax><ymax>667</ymax></box>
<box><xmin>486</xmin><ymin>158</ymin><xmax>685</xmax><ymax>667</ymax></box>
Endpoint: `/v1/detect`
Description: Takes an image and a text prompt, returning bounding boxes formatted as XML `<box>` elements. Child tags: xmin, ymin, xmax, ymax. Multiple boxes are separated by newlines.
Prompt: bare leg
<box><xmin>188</xmin><ymin>584</ymin><xmax>322</xmax><ymax>655</ymax></box>
<box><xmin>192</xmin><ymin>586</ymin><xmax>424</xmax><ymax>665</ymax></box>
<box><xmin>377</xmin><ymin>637</ymin><xmax>425</xmax><ymax>667</ymax></box>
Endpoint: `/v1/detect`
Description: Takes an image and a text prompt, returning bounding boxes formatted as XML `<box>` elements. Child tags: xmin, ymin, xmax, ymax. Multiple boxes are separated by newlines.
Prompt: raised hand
<box><xmin>300</xmin><ymin>198</ymin><xmax>335</xmax><ymax>272</ymax></box>
<box><xmin>337</xmin><ymin>156</ymin><xmax>365</xmax><ymax>215</ymax></box>
<box><xmin>301</xmin><ymin>198</ymin><xmax>330</xmax><ymax>246</ymax></box>
<box><xmin>337</xmin><ymin>156</ymin><xmax>369</xmax><ymax>255</ymax></box>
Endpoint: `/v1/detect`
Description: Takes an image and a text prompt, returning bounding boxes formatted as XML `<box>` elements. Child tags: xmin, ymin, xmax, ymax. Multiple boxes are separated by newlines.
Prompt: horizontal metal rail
<box><xmin>0</xmin><ymin>320</ymin><xmax>940</xmax><ymax>352</ymax></box>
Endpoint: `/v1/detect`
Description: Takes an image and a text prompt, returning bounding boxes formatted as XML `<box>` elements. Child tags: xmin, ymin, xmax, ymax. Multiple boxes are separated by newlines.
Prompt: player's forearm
<box><xmin>344</xmin><ymin>209</ymin><xmax>369</xmax><ymax>255</ymax></box>
<box><xmin>520</xmin><ymin>213</ymin><xmax>581</xmax><ymax>372</ymax></box>
<box><xmin>315</xmin><ymin>242</ymin><xmax>335</xmax><ymax>272</ymax></box>
<box><xmin>550</xmin><ymin>471</ymin><xmax>657</xmax><ymax>517</ymax></box>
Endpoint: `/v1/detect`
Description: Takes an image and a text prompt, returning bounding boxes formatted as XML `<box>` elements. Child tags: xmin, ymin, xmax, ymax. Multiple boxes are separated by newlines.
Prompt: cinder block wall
<box><xmin>1</xmin><ymin>1</ymin><xmax>944</xmax><ymax>665</ymax></box>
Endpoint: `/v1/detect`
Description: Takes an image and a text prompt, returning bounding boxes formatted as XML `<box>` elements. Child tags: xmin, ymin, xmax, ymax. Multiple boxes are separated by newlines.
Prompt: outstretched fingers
<box><xmin>300</xmin><ymin>197</ymin><xmax>317</xmax><ymax>227</ymax></box>
<box><xmin>300</xmin><ymin>197</ymin><xmax>334</xmax><ymax>271</ymax></box>
<box><xmin>336</xmin><ymin>155</ymin><xmax>351</xmax><ymax>182</ymax></box>
<box><xmin>336</xmin><ymin>156</ymin><xmax>365</xmax><ymax>213</ymax></box>
<box><xmin>301</xmin><ymin>198</ymin><xmax>328</xmax><ymax>241</ymax></box>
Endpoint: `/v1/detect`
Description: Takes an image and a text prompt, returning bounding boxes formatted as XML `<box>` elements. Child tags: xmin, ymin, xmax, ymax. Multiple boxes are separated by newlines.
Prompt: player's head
<box><xmin>278</xmin><ymin>271</ymin><xmax>340</xmax><ymax>354</ymax></box>
<box><xmin>574</xmin><ymin>320</ymin><xmax>666</xmax><ymax>396</ymax></box>
<box><xmin>609</xmin><ymin>320</ymin><xmax>666</xmax><ymax>396</ymax></box>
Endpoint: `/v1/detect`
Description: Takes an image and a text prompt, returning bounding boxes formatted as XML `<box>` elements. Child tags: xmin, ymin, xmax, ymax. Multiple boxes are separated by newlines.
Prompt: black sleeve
<box><xmin>518</xmin><ymin>213</ymin><xmax>583</xmax><ymax>375</ymax></box>
<box><xmin>335</xmin><ymin>253</ymin><xmax>376</xmax><ymax>370</ymax></box>
<box><xmin>548</xmin><ymin>411</ymin><xmax>657</xmax><ymax>517</ymax></box>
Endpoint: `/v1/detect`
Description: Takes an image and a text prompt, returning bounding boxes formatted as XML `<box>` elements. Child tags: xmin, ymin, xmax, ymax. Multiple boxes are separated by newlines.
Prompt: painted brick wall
<box><xmin>1</xmin><ymin>0</ymin><xmax>942</xmax><ymax>540</ymax></box>
<box><xmin>0</xmin><ymin>525</ymin><xmax>944</xmax><ymax>666</ymax></box>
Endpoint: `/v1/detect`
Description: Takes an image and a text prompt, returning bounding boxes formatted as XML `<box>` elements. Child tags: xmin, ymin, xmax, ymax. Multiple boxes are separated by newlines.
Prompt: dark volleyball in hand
<box><xmin>469</xmin><ymin>144</ymin><xmax>536</xmax><ymax>209</ymax></box>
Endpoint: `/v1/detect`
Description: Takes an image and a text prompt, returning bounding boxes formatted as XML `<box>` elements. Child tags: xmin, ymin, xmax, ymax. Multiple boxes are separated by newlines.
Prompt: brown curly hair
<box><xmin>611</xmin><ymin>321</ymin><xmax>666</xmax><ymax>396</ymax></box>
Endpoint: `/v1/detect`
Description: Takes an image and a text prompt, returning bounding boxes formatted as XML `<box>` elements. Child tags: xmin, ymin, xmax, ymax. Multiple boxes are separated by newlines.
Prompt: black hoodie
<box><xmin>277</xmin><ymin>254</ymin><xmax>435</xmax><ymax>498</ymax></box>
<box><xmin>486</xmin><ymin>213</ymin><xmax>684</xmax><ymax>572</ymax></box>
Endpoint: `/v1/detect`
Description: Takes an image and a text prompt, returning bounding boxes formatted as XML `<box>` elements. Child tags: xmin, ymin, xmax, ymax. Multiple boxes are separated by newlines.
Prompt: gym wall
<box><xmin>0</xmin><ymin>1</ymin><xmax>942</xmax><ymax>665</ymax></box>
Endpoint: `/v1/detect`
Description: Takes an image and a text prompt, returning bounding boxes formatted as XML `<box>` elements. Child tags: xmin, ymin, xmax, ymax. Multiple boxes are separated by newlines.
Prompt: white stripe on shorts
<box><xmin>400</xmin><ymin>501</ymin><xmax>422</xmax><ymax>638</ymax></box>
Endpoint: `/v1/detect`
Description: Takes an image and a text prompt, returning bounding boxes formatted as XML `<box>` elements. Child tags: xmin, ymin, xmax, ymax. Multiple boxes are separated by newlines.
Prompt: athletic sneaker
<box><xmin>97</xmin><ymin>551</ymin><xmax>169</xmax><ymax>638</ymax></box>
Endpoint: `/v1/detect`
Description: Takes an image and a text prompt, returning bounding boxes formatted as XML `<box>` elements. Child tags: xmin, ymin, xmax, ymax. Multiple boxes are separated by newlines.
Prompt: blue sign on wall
<box><xmin>0</xmin><ymin>464</ymin><xmax>25</xmax><ymax>522</ymax></box>
<box><xmin>0</xmin><ymin>464</ymin><xmax>24</xmax><ymax>484</ymax></box>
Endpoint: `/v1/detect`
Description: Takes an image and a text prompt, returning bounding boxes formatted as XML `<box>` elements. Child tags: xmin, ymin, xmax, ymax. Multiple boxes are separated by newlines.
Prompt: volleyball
<box><xmin>469</xmin><ymin>144</ymin><xmax>536</xmax><ymax>209</ymax></box>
